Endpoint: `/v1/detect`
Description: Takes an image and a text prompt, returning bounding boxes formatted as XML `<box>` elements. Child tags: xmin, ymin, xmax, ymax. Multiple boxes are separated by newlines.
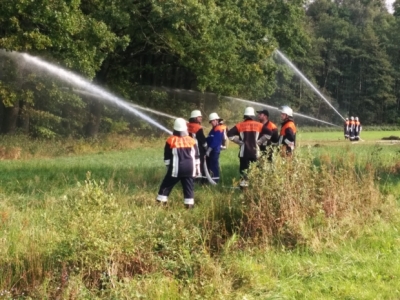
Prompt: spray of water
<box><xmin>224</xmin><ymin>96</ymin><xmax>340</xmax><ymax>127</ymax></box>
<box><xmin>5</xmin><ymin>51</ymin><xmax>173</xmax><ymax>134</ymax></box>
<box><xmin>158</xmin><ymin>87</ymin><xmax>339</xmax><ymax>127</ymax></box>
<box><xmin>275</xmin><ymin>50</ymin><xmax>345</xmax><ymax>121</ymax></box>
<box><xmin>71</xmin><ymin>88</ymin><xmax>177</xmax><ymax>120</ymax></box>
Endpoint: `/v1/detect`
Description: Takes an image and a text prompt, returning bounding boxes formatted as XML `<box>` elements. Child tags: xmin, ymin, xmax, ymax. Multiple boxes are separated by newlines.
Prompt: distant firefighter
<box><xmin>344</xmin><ymin>117</ymin><xmax>350</xmax><ymax>140</ymax></box>
<box><xmin>349</xmin><ymin>116</ymin><xmax>355</xmax><ymax>141</ymax></box>
<box><xmin>354</xmin><ymin>117</ymin><xmax>361</xmax><ymax>141</ymax></box>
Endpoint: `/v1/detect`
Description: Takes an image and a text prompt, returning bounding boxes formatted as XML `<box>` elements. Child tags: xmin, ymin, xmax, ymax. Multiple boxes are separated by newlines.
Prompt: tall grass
<box><xmin>240</xmin><ymin>150</ymin><xmax>387</xmax><ymax>249</ymax></box>
<box><xmin>0</xmin><ymin>135</ymin><xmax>399</xmax><ymax>298</ymax></box>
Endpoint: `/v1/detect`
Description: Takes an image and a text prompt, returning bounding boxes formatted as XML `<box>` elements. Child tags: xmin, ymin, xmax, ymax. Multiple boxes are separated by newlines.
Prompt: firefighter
<box><xmin>279</xmin><ymin>106</ymin><xmax>297</xmax><ymax>156</ymax></box>
<box><xmin>205</xmin><ymin>112</ymin><xmax>225</xmax><ymax>183</ymax></box>
<box><xmin>344</xmin><ymin>117</ymin><xmax>350</xmax><ymax>140</ymax></box>
<box><xmin>187</xmin><ymin>110</ymin><xmax>207</xmax><ymax>181</ymax></box>
<box><xmin>257</xmin><ymin>109</ymin><xmax>279</xmax><ymax>161</ymax></box>
<box><xmin>156</xmin><ymin>118</ymin><xmax>200</xmax><ymax>209</ymax></box>
<box><xmin>219</xmin><ymin>120</ymin><xmax>228</xmax><ymax>150</ymax></box>
<box><xmin>349</xmin><ymin>116</ymin><xmax>355</xmax><ymax>141</ymax></box>
<box><xmin>354</xmin><ymin>117</ymin><xmax>361</xmax><ymax>141</ymax></box>
<box><xmin>227</xmin><ymin>107</ymin><xmax>267</xmax><ymax>187</ymax></box>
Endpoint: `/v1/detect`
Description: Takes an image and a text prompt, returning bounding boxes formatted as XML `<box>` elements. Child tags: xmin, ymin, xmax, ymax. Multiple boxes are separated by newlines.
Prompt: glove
<box><xmin>229</xmin><ymin>136</ymin><xmax>243</xmax><ymax>146</ymax></box>
<box><xmin>257</xmin><ymin>136</ymin><xmax>266</xmax><ymax>146</ymax></box>
<box><xmin>206</xmin><ymin>147</ymin><xmax>212</xmax><ymax>157</ymax></box>
<box><xmin>220</xmin><ymin>145</ymin><xmax>227</xmax><ymax>150</ymax></box>
<box><xmin>195</xmin><ymin>164</ymin><xmax>201</xmax><ymax>177</ymax></box>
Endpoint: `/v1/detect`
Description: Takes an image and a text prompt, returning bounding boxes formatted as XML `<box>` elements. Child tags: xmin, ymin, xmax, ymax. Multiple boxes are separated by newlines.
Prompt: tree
<box><xmin>0</xmin><ymin>0</ymin><xmax>124</xmax><ymax>136</ymax></box>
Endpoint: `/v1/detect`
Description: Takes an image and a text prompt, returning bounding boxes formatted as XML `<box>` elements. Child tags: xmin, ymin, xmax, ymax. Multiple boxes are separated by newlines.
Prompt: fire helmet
<box><xmin>280</xmin><ymin>106</ymin><xmax>293</xmax><ymax>117</ymax></box>
<box><xmin>190</xmin><ymin>110</ymin><xmax>202</xmax><ymax>118</ymax></box>
<box><xmin>173</xmin><ymin>118</ymin><xmax>188</xmax><ymax>131</ymax></box>
<box><xmin>244</xmin><ymin>107</ymin><xmax>255</xmax><ymax>116</ymax></box>
<box><xmin>209</xmin><ymin>112</ymin><xmax>221</xmax><ymax>122</ymax></box>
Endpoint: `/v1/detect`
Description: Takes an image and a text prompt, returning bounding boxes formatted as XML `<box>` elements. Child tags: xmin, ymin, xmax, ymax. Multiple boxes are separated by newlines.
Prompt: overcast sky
<box><xmin>386</xmin><ymin>0</ymin><xmax>395</xmax><ymax>12</ymax></box>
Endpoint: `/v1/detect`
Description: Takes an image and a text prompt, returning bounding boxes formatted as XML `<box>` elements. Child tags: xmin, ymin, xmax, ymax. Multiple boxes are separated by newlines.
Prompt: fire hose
<box><xmin>203</xmin><ymin>156</ymin><xmax>217</xmax><ymax>185</ymax></box>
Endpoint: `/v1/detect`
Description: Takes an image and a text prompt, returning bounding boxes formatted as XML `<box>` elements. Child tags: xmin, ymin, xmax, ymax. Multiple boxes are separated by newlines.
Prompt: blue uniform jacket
<box><xmin>206</xmin><ymin>125</ymin><xmax>224</xmax><ymax>154</ymax></box>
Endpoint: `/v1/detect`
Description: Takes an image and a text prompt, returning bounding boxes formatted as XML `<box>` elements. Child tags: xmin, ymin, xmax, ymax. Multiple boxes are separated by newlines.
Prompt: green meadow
<box><xmin>1</xmin><ymin>131</ymin><xmax>400</xmax><ymax>299</ymax></box>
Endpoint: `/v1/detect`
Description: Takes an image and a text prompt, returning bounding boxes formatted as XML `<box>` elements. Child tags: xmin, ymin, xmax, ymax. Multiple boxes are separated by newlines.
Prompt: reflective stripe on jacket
<box><xmin>164</xmin><ymin>133</ymin><xmax>200</xmax><ymax>177</ymax></box>
<box><xmin>227</xmin><ymin>119</ymin><xmax>264</xmax><ymax>159</ymax></box>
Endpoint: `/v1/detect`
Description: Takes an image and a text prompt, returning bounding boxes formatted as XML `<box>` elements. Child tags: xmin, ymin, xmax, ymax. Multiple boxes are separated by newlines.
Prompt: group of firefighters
<box><xmin>344</xmin><ymin>116</ymin><xmax>362</xmax><ymax>141</ymax></box>
<box><xmin>156</xmin><ymin>106</ymin><xmax>296</xmax><ymax>209</ymax></box>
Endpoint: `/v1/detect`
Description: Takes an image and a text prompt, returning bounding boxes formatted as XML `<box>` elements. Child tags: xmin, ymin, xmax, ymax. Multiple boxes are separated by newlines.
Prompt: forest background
<box><xmin>1</xmin><ymin>0</ymin><xmax>400</xmax><ymax>138</ymax></box>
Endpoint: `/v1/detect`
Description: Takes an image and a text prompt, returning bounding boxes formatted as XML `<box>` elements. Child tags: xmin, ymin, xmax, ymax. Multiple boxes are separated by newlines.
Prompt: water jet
<box><xmin>1</xmin><ymin>50</ymin><xmax>172</xmax><ymax>135</ymax></box>
<box><xmin>274</xmin><ymin>50</ymin><xmax>345</xmax><ymax>121</ymax></box>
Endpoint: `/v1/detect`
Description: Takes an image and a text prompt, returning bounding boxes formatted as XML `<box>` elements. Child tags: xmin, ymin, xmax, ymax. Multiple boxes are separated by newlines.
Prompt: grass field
<box><xmin>0</xmin><ymin>131</ymin><xmax>400</xmax><ymax>299</ymax></box>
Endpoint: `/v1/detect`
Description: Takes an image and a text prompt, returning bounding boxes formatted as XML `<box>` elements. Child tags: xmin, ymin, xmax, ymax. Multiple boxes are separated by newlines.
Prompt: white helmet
<box><xmin>244</xmin><ymin>107</ymin><xmax>255</xmax><ymax>116</ymax></box>
<box><xmin>190</xmin><ymin>110</ymin><xmax>202</xmax><ymax>118</ymax></box>
<box><xmin>355</xmin><ymin>117</ymin><xmax>359</xmax><ymax>121</ymax></box>
<box><xmin>209</xmin><ymin>112</ymin><xmax>221</xmax><ymax>121</ymax></box>
<box><xmin>345</xmin><ymin>117</ymin><xmax>349</xmax><ymax>120</ymax></box>
<box><xmin>173</xmin><ymin>118</ymin><xmax>188</xmax><ymax>131</ymax></box>
<box><xmin>280</xmin><ymin>106</ymin><xmax>293</xmax><ymax>117</ymax></box>
<box><xmin>350</xmin><ymin>116</ymin><xmax>354</xmax><ymax>120</ymax></box>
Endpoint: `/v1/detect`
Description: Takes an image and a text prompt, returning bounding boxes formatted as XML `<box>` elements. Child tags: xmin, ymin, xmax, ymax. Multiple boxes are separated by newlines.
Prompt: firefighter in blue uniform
<box><xmin>156</xmin><ymin>118</ymin><xmax>200</xmax><ymax>209</ymax></box>
<box><xmin>205</xmin><ymin>112</ymin><xmax>224</xmax><ymax>184</ymax></box>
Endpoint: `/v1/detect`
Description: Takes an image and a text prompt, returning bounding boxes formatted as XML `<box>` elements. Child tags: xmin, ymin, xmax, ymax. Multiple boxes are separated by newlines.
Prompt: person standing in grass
<box><xmin>156</xmin><ymin>118</ymin><xmax>200</xmax><ymax>209</ymax></box>
<box><xmin>344</xmin><ymin>117</ymin><xmax>350</xmax><ymax>140</ymax></box>
<box><xmin>279</xmin><ymin>106</ymin><xmax>297</xmax><ymax>157</ymax></box>
<box><xmin>187</xmin><ymin>110</ymin><xmax>207</xmax><ymax>181</ymax></box>
<box><xmin>354</xmin><ymin>117</ymin><xmax>361</xmax><ymax>141</ymax></box>
<box><xmin>257</xmin><ymin>109</ymin><xmax>279</xmax><ymax>161</ymax></box>
<box><xmin>227</xmin><ymin>107</ymin><xmax>267</xmax><ymax>187</ymax></box>
<box><xmin>205</xmin><ymin>112</ymin><xmax>225</xmax><ymax>184</ymax></box>
<box><xmin>349</xmin><ymin>116</ymin><xmax>355</xmax><ymax>141</ymax></box>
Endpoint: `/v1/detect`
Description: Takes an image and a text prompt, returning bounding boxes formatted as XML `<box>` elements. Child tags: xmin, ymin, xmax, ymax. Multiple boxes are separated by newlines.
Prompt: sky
<box><xmin>386</xmin><ymin>0</ymin><xmax>395</xmax><ymax>13</ymax></box>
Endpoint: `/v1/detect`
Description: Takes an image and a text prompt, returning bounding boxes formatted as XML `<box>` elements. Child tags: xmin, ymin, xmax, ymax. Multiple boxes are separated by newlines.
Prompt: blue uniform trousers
<box><xmin>206</xmin><ymin>152</ymin><xmax>220</xmax><ymax>183</ymax></box>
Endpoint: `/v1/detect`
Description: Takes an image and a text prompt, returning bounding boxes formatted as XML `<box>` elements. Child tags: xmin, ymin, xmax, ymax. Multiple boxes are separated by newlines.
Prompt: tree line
<box><xmin>0</xmin><ymin>0</ymin><xmax>399</xmax><ymax>137</ymax></box>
